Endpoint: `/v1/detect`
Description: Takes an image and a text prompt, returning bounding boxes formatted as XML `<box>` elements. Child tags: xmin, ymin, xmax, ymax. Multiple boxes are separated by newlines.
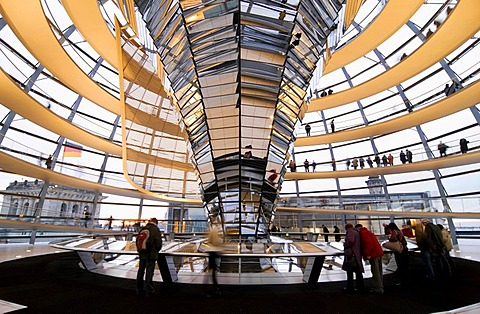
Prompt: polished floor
<box><xmin>1</xmin><ymin>239</ymin><xmax>480</xmax><ymax>313</ymax></box>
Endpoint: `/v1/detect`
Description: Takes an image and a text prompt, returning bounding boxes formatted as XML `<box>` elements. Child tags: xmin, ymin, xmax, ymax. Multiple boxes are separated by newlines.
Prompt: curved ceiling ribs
<box><xmin>0</xmin><ymin>68</ymin><xmax>193</xmax><ymax>173</ymax></box>
<box><xmin>308</xmin><ymin>0</ymin><xmax>480</xmax><ymax>112</ymax></box>
<box><xmin>62</xmin><ymin>0</ymin><xmax>193</xmax><ymax>172</ymax></box>
<box><xmin>0</xmin><ymin>0</ymin><xmax>183</xmax><ymax>138</ymax></box>
<box><xmin>62</xmin><ymin>0</ymin><xmax>169</xmax><ymax>98</ymax></box>
<box><xmin>323</xmin><ymin>0</ymin><xmax>424</xmax><ymax>75</ymax></box>
<box><xmin>0</xmin><ymin>151</ymin><xmax>202</xmax><ymax>203</ymax></box>
<box><xmin>295</xmin><ymin>80</ymin><xmax>480</xmax><ymax>146</ymax></box>
<box><xmin>0</xmin><ymin>0</ymin><xmax>199</xmax><ymax>199</ymax></box>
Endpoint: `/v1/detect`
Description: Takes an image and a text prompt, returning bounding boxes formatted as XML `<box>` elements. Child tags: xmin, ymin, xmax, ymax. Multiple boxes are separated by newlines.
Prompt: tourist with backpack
<box><xmin>136</xmin><ymin>218</ymin><xmax>162</xmax><ymax>297</ymax></box>
<box><xmin>356</xmin><ymin>224</ymin><xmax>384</xmax><ymax>294</ymax></box>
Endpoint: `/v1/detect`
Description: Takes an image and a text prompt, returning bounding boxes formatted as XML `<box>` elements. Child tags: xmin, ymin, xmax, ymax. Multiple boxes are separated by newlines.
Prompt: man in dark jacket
<box><xmin>417</xmin><ymin>219</ymin><xmax>451</xmax><ymax>279</ymax></box>
<box><xmin>322</xmin><ymin>225</ymin><xmax>330</xmax><ymax>242</ymax></box>
<box><xmin>136</xmin><ymin>218</ymin><xmax>163</xmax><ymax>296</ymax></box>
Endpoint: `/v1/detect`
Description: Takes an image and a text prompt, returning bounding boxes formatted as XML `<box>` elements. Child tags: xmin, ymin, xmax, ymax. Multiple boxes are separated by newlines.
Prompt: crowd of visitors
<box><xmin>288</xmin><ymin>159</ymin><xmax>318</xmax><ymax>172</ymax></box>
<box><xmin>339</xmin><ymin>219</ymin><xmax>455</xmax><ymax>294</ymax></box>
<box><xmin>319</xmin><ymin>89</ymin><xmax>333</xmax><ymax>97</ymax></box>
<box><xmin>132</xmin><ymin>216</ymin><xmax>456</xmax><ymax>297</ymax></box>
<box><xmin>288</xmin><ymin>137</ymin><xmax>472</xmax><ymax>173</ymax></box>
<box><xmin>415</xmin><ymin>219</ymin><xmax>454</xmax><ymax>280</ymax></box>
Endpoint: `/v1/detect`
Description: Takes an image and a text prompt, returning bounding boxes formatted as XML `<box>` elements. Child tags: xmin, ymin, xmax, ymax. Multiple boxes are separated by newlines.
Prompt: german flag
<box><xmin>63</xmin><ymin>142</ymin><xmax>82</xmax><ymax>158</ymax></box>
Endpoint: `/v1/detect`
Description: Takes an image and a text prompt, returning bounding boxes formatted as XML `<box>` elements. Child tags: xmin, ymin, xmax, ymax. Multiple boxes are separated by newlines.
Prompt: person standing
<box><xmin>443</xmin><ymin>84</ymin><xmax>450</xmax><ymax>96</ymax></box>
<box><xmin>459</xmin><ymin>138</ymin><xmax>469</xmax><ymax>154</ymax></box>
<box><xmin>83</xmin><ymin>210</ymin><xmax>91</xmax><ymax>228</ymax></box>
<box><xmin>322</xmin><ymin>225</ymin><xmax>330</xmax><ymax>242</ymax></box>
<box><xmin>206</xmin><ymin>226</ymin><xmax>223</xmax><ymax>297</ymax></box>
<box><xmin>342</xmin><ymin>223</ymin><xmax>364</xmax><ymax>292</ymax></box>
<box><xmin>244</xmin><ymin>145</ymin><xmax>252</xmax><ymax>158</ymax></box>
<box><xmin>352</xmin><ymin>157</ymin><xmax>358</xmax><ymax>169</ymax></box>
<box><xmin>399</xmin><ymin>150</ymin><xmax>406</xmax><ymax>164</ymax></box>
<box><xmin>45</xmin><ymin>155</ymin><xmax>53</xmax><ymax>169</ymax></box>
<box><xmin>356</xmin><ymin>224</ymin><xmax>384</xmax><ymax>294</ymax></box>
<box><xmin>304</xmin><ymin>159</ymin><xmax>310</xmax><ymax>172</ymax></box>
<box><xmin>107</xmin><ymin>215</ymin><xmax>113</xmax><ymax>230</ymax></box>
<box><xmin>289</xmin><ymin>160</ymin><xmax>296</xmax><ymax>172</ymax></box>
<box><xmin>346</xmin><ymin>159</ymin><xmax>351</xmax><ymax>170</ymax></box>
<box><xmin>417</xmin><ymin>219</ymin><xmax>450</xmax><ymax>279</ymax></box>
<box><xmin>334</xmin><ymin>226</ymin><xmax>341</xmax><ymax>242</ymax></box>
<box><xmin>366</xmin><ymin>156</ymin><xmax>373</xmax><ymax>168</ymax></box>
<box><xmin>387</xmin><ymin>153</ymin><xmax>394</xmax><ymax>166</ymax></box>
<box><xmin>382</xmin><ymin>155</ymin><xmax>388</xmax><ymax>166</ymax></box>
<box><xmin>311</xmin><ymin>160</ymin><xmax>317</xmax><ymax>172</ymax></box>
<box><xmin>444</xmin><ymin>83</ymin><xmax>455</xmax><ymax>96</ymax></box>
<box><xmin>136</xmin><ymin>218</ymin><xmax>162</xmax><ymax>296</ymax></box>
<box><xmin>305</xmin><ymin>123</ymin><xmax>311</xmax><ymax>136</ymax></box>
<box><xmin>437</xmin><ymin>224</ymin><xmax>455</xmax><ymax>271</ymax></box>
<box><xmin>330</xmin><ymin>119</ymin><xmax>335</xmax><ymax>133</ymax></box>
<box><xmin>438</xmin><ymin>141</ymin><xmax>448</xmax><ymax>157</ymax></box>
<box><xmin>387</xmin><ymin>223</ymin><xmax>409</xmax><ymax>286</ymax></box>
<box><xmin>359</xmin><ymin>157</ymin><xmax>365</xmax><ymax>169</ymax></box>
<box><xmin>374</xmin><ymin>155</ymin><xmax>381</xmax><ymax>167</ymax></box>
<box><xmin>406</xmin><ymin>149</ymin><xmax>413</xmax><ymax>163</ymax></box>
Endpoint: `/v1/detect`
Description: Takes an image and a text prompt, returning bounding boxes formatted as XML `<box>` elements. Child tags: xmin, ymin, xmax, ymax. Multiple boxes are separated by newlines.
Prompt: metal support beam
<box><xmin>341</xmin><ymin>66</ymin><xmax>393</xmax><ymax>215</ymax></box>
<box><xmin>320</xmin><ymin>110</ymin><xmax>346</xmax><ymax>226</ymax></box>
<box><xmin>303</xmin><ymin>256</ymin><xmax>326</xmax><ymax>284</ymax></box>
<box><xmin>405</xmin><ymin>20</ymin><xmax>464</xmax><ymax>246</ymax></box>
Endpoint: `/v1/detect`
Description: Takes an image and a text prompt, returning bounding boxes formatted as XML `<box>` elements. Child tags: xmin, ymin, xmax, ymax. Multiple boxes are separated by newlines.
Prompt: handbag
<box><xmin>343</xmin><ymin>255</ymin><xmax>358</xmax><ymax>271</ymax></box>
<box><xmin>382</xmin><ymin>240</ymin><xmax>403</xmax><ymax>253</ymax></box>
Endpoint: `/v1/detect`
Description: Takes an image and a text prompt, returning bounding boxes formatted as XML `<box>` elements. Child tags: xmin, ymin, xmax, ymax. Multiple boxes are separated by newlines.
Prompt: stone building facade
<box><xmin>0</xmin><ymin>180</ymin><xmax>104</xmax><ymax>226</ymax></box>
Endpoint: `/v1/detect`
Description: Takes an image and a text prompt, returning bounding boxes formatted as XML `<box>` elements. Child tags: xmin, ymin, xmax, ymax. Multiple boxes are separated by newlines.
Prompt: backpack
<box><xmin>136</xmin><ymin>228</ymin><xmax>151</xmax><ymax>253</ymax></box>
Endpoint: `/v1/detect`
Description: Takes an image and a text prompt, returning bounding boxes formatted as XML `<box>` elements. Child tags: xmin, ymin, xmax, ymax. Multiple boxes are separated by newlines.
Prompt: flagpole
<box><xmin>60</xmin><ymin>146</ymin><xmax>64</xmax><ymax>173</ymax></box>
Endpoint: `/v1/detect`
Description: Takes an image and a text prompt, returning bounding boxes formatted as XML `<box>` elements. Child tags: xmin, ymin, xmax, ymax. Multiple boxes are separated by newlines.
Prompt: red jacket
<box><xmin>358</xmin><ymin>227</ymin><xmax>384</xmax><ymax>259</ymax></box>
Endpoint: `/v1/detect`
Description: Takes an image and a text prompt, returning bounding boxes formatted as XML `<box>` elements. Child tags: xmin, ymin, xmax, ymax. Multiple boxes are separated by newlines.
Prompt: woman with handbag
<box><xmin>342</xmin><ymin>223</ymin><xmax>364</xmax><ymax>292</ymax></box>
<box><xmin>387</xmin><ymin>222</ymin><xmax>410</xmax><ymax>286</ymax></box>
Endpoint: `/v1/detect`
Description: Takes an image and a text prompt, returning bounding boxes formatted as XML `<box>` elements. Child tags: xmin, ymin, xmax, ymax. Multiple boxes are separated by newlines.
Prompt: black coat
<box><xmin>138</xmin><ymin>223</ymin><xmax>162</xmax><ymax>260</ymax></box>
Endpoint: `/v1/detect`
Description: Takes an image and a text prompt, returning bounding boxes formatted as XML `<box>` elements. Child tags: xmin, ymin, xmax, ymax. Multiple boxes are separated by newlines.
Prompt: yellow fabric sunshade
<box><xmin>62</xmin><ymin>0</ymin><xmax>168</xmax><ymax>98</ymax></box>
<box><xmin>308</xmin><ymin>0</ymin><xmax>480</xmax><ymax>112</ymax></box>
<box><xmin>324</xmin><ymin>0</ymin><xmax>424</xmax><ymax>75</ymax></box>
<box><xmin>0</xmin><ymin>68</ymin><xmax>194</xmax><ymax>172</ymax></box>
<box><xmin>343</xmin><ymin>0</ymin><xmax>364</xmax><ymax>31</ymax></box>
<box><xmin>0</xmin><ymin>151</ymin><xmax>202</xmax><ymax>204</ymax></box>
<box><xmin>0</xmin><ymin>0</ymin><xmax>183</xmax><ymax>138</ymax></box>
<box><xmin>284</xmin><ymin>150</ymin><xmax>480</xmax><ymax>180</ymax></box>
<box><xmin>296</xmin><ymin>80</ymin><xmax>480</xmax><ymax>146</ymax></box>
